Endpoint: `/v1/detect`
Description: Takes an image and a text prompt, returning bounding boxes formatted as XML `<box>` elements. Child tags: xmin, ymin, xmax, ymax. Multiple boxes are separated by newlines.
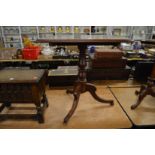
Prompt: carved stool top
<box><xmin>0</xmin><ymin>69</ymin><xmax>45</xmax><ymax>84</ymax></box>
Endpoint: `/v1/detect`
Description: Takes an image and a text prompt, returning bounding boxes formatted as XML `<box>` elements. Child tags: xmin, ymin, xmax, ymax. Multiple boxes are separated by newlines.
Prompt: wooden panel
<box><xmin>92</xmin><ymin>59</ymin><xmax>126</xmax><ymax>68</ymax></box>
<box><xmin>87</xmin><ymin>67</ymin><xmax>131</xmax><ymax>80</ymax></box>
<box><xmin>94</xmin><ymin>48</ymin><xmax>123</xmax><ymax>60</ymax></box>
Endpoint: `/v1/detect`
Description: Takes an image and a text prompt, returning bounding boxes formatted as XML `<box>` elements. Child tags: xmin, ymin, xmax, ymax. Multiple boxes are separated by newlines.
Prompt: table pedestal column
<box><xmin>64</xmin><ymin>45</ymin><xmax>114</xmax><ymax>123</ymax></box>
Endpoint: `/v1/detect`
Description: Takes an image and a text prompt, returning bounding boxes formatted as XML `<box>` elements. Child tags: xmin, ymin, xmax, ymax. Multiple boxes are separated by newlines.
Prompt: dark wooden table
<box><xmin>36</xmin><ymin>37</ymin><xmax>131</xmax><ymax>123</ymax></box>
<box><xmin>0</xmin><ymin>69</ymin><xmax>48</xmax><ymax>123</ymax></box>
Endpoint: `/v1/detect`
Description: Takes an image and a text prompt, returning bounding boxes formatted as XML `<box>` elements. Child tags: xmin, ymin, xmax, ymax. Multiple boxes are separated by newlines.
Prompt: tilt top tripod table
<box><xmin>36</xmin><ymin>37</ymin><xmax>131</xmax><ymax>123</ymax></box>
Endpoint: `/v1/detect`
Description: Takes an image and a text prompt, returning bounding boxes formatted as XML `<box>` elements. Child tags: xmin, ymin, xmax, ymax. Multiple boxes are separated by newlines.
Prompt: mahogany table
<box><xmin>36</xmin><ymin>37</ymin><xmax>131</xmax><ymax>123</ymax></box>
<box><xmin>0</xmin><ymin>69</ymin><xmax>48</xmax><ymax>123</ymax></box>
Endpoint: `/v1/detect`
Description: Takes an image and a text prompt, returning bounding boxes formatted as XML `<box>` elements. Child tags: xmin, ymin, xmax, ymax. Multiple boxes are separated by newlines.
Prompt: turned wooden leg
<box><xmin>135</xmin><ymin>85</ymin><xmax>146</xmax><ymax>95</ymax></box>
<box><xmin>66</xmin><ymin>89</ymin><xmax>74</xmax><ymax>94</ymax></box>
<box><xmin>41</xmin><ymin>93</ymin><xmax>49</xmax><ymax>107</ymax></box>
<box><xmin>5</xmin><ymin>102</ymin><xmax>11</xmax><ymax>108</ymax></box>
<box><xmin>131</xmin><ymin>82</ymin><xmax>155</xmax><ymax>110</ymax></box>
<box><xmin>131</xmin><ymin>90</ymin><xmax>148</xmax><ymax>110</ymax></box>
<box><xmin>64</xmin><ymin>93</ymin><xmax>80</xmax><ymax>124</ymax></box>
<box><xmin>86</xmin><ymin>83</ymin><xmax>114</xmax><ymax>105</ymax></box>
<box><xmin>0</xmin><ymin>103</ymin><xmax>6</xmax><ymax>112</ymax></box>
<box><xmin>151</xmin><ymin>89</ymin><xmax>155</xmax><ymax>97</ymax></box>
<box><xmin>37</xmin><ymin>106</ymin><xmax>44</xmax><ymax>123</ymax></box>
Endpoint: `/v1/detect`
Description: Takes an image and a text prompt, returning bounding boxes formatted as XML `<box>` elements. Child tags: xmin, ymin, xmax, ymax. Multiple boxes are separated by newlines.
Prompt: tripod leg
<box><xmin>135</xmin><ymin>85</ymin><xmax>146</xmax><ymax>95</ymax></box>
<box><xmin>66</xmin><ymin>89</ymin><xmax>74</xmax><ymax>94</ymax></box>
<box><xmin>64</xmin><ymin>93</ymin><xmax>80</xmax><ymax>123</ymax></box>
<box><xmin>131</xmin><ymin>90</ymin><xmax>148</xmax><ymax>109</ymax></box>
<box><xmin>5</xmin><ymin>102</ymin><xmax>11</xmax><ymax>108</ymax></box>
<box><xmin>86</xmin><ymin>83</ymin><xmax>114</xmax><ymax>105</ymax></box>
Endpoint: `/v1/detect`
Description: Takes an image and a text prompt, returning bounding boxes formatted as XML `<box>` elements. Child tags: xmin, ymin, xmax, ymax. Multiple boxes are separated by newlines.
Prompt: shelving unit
<box><xmin>109</xmin><ymin>26</ymin><xmax>132</xmax><ymax>38</ymax></box>
<box><xmin>0</xmin><ymin>26</ymin><xmax>155</xmax><ymax>48</ymax></box>
<box><xmin>132</xmin><ymin>26</ymin><xmax>153</xmax><ymax>41</ymax></box>
<box><xmin>0</xmin><ymin>28</ymin><xmax>3</xmax><ymax>48</ymax></box>
<box><xmin>20</xmin><ymin>26</ymin><xmax>38</xmax><ymax>41</ymax></box>
<box><xmin>55</xmin><ymin>26</ymin><xmax>74</xmax><ymax>39</ymax></box>
<box><xmin>1</xmin><ymin>26</ymin><xmax>22</xmax><ymax>48</ymax></box>
<box><xmin>0</xmin><ymin>28</ymin><xmax>2</xmax><ymax>40</ymax></box>
<box><xmin>91</xmin><ymin>26</ymin><xmax>108</xmax><ymax>35</ymax></box>
<box><xmin>151</xmin><ymin>26</ymin><xmax>155</xmax><ymax>39</ymax></box>
<box><xmin>38</xmin><ymin>26</ymin><xmax>55</xmax><ymax>39</ymax></box>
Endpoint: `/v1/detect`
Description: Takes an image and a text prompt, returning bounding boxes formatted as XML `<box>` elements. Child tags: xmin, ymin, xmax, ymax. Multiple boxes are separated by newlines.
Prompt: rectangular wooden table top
<box><xmin>0</xmin><ymin>69</ymin><xmax>45</xmax><ymax>84</ymax></box>
<box><xmin>36</xmin><ymin>38</ymin><xmax>131</xmax><ymax>45</ymax></box>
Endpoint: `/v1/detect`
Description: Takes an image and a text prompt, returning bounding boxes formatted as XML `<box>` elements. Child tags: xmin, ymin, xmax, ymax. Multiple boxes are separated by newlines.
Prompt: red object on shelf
<box><xmin>22</xmin><ymin>46</ymin><xmax>41</xmax><ymax>60</ymax></box>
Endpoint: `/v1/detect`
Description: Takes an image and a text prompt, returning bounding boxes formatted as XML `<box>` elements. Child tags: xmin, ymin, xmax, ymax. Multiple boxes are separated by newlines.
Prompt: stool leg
<box><xmin>41</xmin><ymin>93</ymin><xmax>49</xmax><ymax>107</ymax></box>
<box><xmin>36</xmin><ymin>104</ymin><xmax>44</xmax><ymax>123</ymax></box>
<box><xmin>0</xmin><ymin>103</ymin><xmax>6</xmax><ymax>112</ymax></box>
<box><xmin>5</xmin><ymin>102</ymin><xmax>11</xmax><ymax>108</ymax></box>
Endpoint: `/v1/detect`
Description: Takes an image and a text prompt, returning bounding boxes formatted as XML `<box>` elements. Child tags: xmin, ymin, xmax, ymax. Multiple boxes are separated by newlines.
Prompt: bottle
<box><xmin>66</xmin><ymin>26</ymin><xmax>70</xmax><ymax>33</ymax></box>
<box><xmin>50</xmin><ymin>26</ymin><xmax>55</xmax><ymax>32</ymax></box>
<box><xmin>91</xmin><ymin>26</ymin><xmax>96</xmax><ymax>33</ymax></box>
<box><xmin>57</xmin><ymin>26</ymin><xmax>63</xmax><ymax>33</ymax></box>
<box><xmin>74</xmin><ymin>26</ymin><xmax>79</xmax><ymax>33</ymax></box>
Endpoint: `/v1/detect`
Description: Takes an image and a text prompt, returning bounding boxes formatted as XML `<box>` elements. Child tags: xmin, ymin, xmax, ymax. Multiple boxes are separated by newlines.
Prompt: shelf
<box><xmin>3</xmin><ymin>33</ymin><xmax>20</xmax><ymax>35</ymax></box>
<box><xmin>56</xmin><ymin>33</ymin><xmax>73</xmax><ymax>35</ymax></box>
<box><xmin>21</xmin><ymin>33</ymin><xmax>37</xmax><ymax>35</ymax></box>
<box><xmin>91</xmin><ymin>33</ymin><xmax>107</xmax><ymax>35</ymax></box>
<box><xmin>4</xmin><ymin>41</ymin><xmax>21</xmax><ymax>43</ymax></box>
<box><xmin>0</xmin><ymin>57</ymin><xmax>79</xmax><ymax>62</ymax></box>
<box><xmin>39</xmin><ymin>32</ymin><xmax>55</xmax><ymax>34</ymax></box>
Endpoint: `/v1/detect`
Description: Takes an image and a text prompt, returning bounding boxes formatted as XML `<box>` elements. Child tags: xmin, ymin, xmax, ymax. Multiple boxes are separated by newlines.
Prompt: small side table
<box><xmin>0</xmin><ymin>69</ymin><xmax>48</xmax><ymax>123</ymax></box>
<box><xmin>36</xmin><ymin>38</ymin><xmax>131</xmax><ymax>123</ymax></box>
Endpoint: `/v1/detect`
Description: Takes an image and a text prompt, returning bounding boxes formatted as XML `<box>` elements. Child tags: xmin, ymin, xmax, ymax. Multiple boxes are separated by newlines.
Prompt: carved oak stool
<box><xmin>0</xmin><ymin>69</ymin><xmax>48</xmax><ymax>123</ymax></box>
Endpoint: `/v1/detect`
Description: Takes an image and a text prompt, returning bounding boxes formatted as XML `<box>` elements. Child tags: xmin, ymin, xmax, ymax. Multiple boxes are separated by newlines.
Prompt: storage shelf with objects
<box><xmin>20</xmin><ymin>26</ymin><xmax>38</xmax><ymax>41</ymax></box>
<box><xmin>0</xmin><ymin>26</ymin><xmax>155</xmax><ymax>48</ymax></box>
<box><xmin>91</xmin><ymin>26</ymin><xmax>108</xmax><ymax>35</ymax></box>
<box><xmin>55</xmin><ymin>26</ymin><xmax>74</xmax><ymax>39</ymax></box>
<box><xmin>38</xmin><ymin>26</ymin><xmax>55</xmax><ymax>39</ymax></box>
<box><xmin>1</xmin><ymin>26</ymin><xmax>23</xmax><ymax>48</ymax></box>
<box><xmin>132</xmin><ymin>26</ymin><xmax>153</xmax><ymax>41</ymax></box>
<box><xmin>109</xmin><ymin>26</ymin><xmax>132</xmax><ymax>39</ymax></box>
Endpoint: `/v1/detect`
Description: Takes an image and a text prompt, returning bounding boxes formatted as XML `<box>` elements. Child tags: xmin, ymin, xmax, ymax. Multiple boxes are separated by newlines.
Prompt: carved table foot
<box><xmin>86</xmin><ymin>83</ymin><xmax>114</xmax><ymax>105</ymax></box>
<box><xmin>0</xmin><ymin>103</ymin><xmax>6</xmax><ymax>112</ymax></box>
<box><xmin>66</xmin><ymin>89</ymin><xmax>74</xmax><ymax>94</ymax></box>
<box><xmin>131</xmin><ymin>85</ymin><xmax>155</xmax><ymax>110</ymax></box>
<box><xmin>64</xmin><ymin>92</ymin><xmax>80</xmax><ymax>124</ymax></box>
<box><xmin>64</xmin><ymin>81</ymin><xmax>114</xmax><ymax>123</ymax></box>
